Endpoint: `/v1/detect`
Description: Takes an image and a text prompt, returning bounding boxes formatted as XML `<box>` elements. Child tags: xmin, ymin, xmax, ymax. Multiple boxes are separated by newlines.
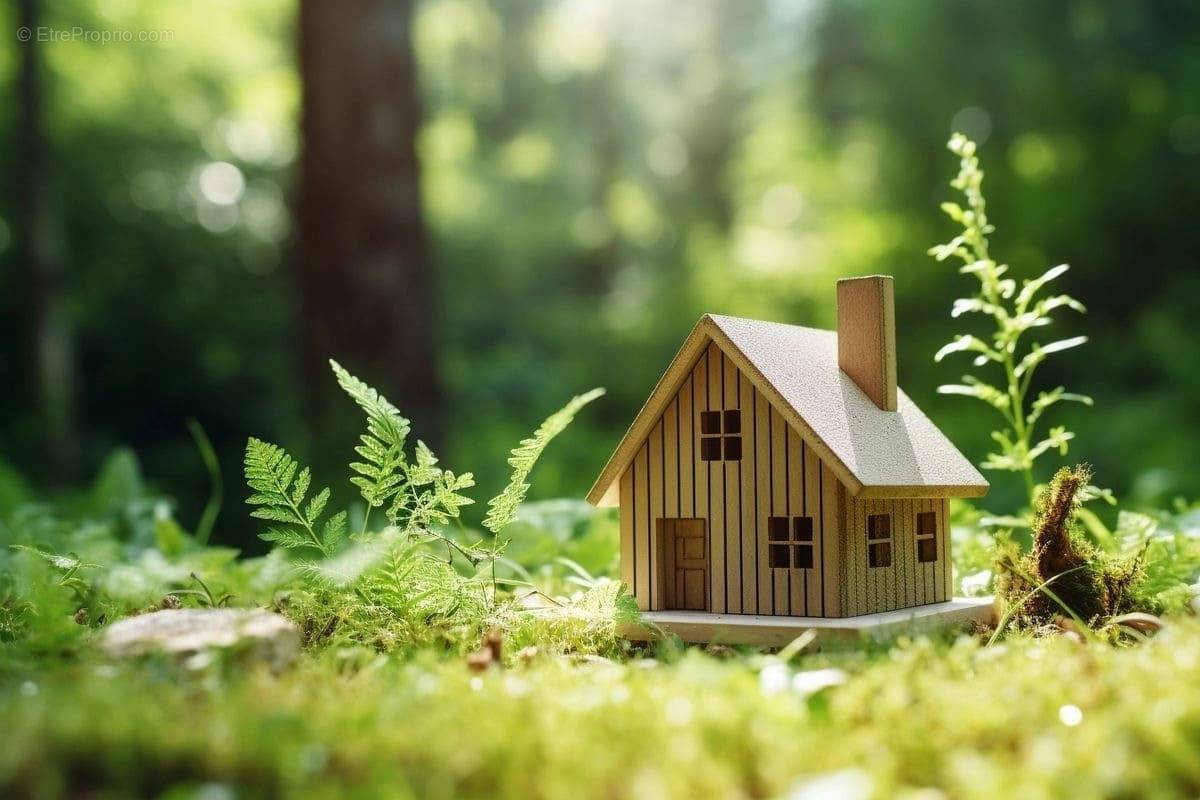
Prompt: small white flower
<box><xmin>1059</xmin><ymin>704</ymin><xmax>1083</xmax><ymax>727</ymax></box>
<box><xmin>759</xmin><ymin>662</ymin><xmax>791</xmax><ymax>696</ymax></box>
<box><xmin>786</xmin><ymin>768</ymin><xmax>874</xmax><ymax>800</ymax></box>
<box><xmin>664</xmin><ymin>697</ymin><xmax>693</xmax><ymax>727</ymax></box>
<box><xmin>791</xmin><ymin>668</ymin><xmax>847</xmax><ymax>697</ymax></box>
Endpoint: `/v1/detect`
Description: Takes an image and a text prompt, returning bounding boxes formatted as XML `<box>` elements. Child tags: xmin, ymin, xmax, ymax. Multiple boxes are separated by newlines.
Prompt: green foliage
<box><xmin>13</xmin><ymin>619</ymin><xmax>1200</xmax><ymax>797</ymax></box>
<box><xmin>243</xmin><ymin>438</ymin><xmax>345</xmax><ymax>557</ymax></box>
<box><xmin>931</xmin><ymin>133</ymin><xmax>1092</xmax><ymax>503</ymax></box>
<box><xmin>331</xmin><ymin>359</ymin><xmax>411</xmax><ymax>522</ymax></box>
<box><xmin>186</xmin><ymin>419</ymin><xmax>223</xmax><ymax>547</ymax></box>
<box><xmin>283</xmin><ymin>535</ymin><xmax>490</xmax><ymax>654</ymax></box>
<box><xmin>240</xmin><ymin>362</ymin><xmax>606</xmax><ymax>652</ymax></box>
<box><xmin>484</xmin><ymin>388</ymin><xmax>606</xmax><ymax>535</ymax></box>
<box><xmin>996</xmin><ymin>465</ymin><xmax>1148</xmax><ymax>626</ymax></box>
<box><xmin>331</xmin><ymin>359</ymin><xmax>475</xmax><ymax>534</ymax></box>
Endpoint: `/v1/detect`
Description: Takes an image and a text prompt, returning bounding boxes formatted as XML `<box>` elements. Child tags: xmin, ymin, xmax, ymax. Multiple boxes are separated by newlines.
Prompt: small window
<box><xmin>793</xmin><ymin>517</ymin><xmax>814</xmax><ymax>541</ymax></box>
<box><xmin>699</xmin><ymin>408</ymin><xmax>741</xmax><ymax>462</ymax></box>
<box><xmin>723</xmin><ymin>436</ymin><xmax>742</xmax><ymax>461</ymax></box>
<box><xmin>916</xmin><ymin>511</ymin><xmax>938</xmax><ymax>563</ymax></box>
<box><xmin>867</xmin><ymin>514</ymin><xmax>891</xmax><ymax>541</ymax></box>
<box><xmin>917</xmin><ymin>538</ymin><xmax>937</xmax><ymax>563</ymax></box>
<box><xmin>767</xmin><ymin>515</ymin><xmax>814</xmax><ymax>570</ymax></box>
<box><xmin>768</xmin><ymin>516</ymin><xmax>790</xmax><ymax>541</ymax></box>
<box><xmin>867</xmin><ymin>514</ymin><xmax>892</xmax><ymax>568</ymax></box>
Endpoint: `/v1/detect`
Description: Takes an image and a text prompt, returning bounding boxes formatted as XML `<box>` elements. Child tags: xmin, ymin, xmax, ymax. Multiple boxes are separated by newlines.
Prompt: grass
<box><xmin>4</xmin><ymin>449</ymin><xmax>1200</xmax><ymax>798</ymax></box>
<box><xmin>6</xmin><ymin>623</ymin><xmax>1200</xmax><ymax>798</ymax></box>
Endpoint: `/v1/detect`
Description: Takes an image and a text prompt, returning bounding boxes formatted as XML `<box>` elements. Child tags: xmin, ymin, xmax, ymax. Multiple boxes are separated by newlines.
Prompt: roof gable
<box><xmin>586</xmin><ymin>314</ymin><xmax>988</xmax><ymax>506</ymax></box>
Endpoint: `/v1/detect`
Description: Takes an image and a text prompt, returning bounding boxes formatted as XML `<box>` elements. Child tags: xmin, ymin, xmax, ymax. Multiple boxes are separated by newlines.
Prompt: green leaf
<box><xmin>330</xmin><ymin>360</ymin><xmax>411</xmax><ymax>512</ymax></box>
<box><xmin>305</xmin><ymin>487</ymin><xmax>330</xmax><ymax>525</ymax></box>
<box><xmin>323</xmin><ymin>511</ymin><xmax>348</xmax><ymax>551</ymax></box>
<box><xmin>934</xmin><ymin>335</ymin><xmax>1001</xmax><ymax>364</ymax></box>
<box><xmin>940</xmin><ymin>202</ymin><xmax>965</xmax><ymax>222</ymax></box>
<box><xmin>937</xmin><ymin>381</ymin><xmax>1010</xmax><ymax>410</ymax></box>
<box><xmin>244</xmin><ymin>437</ymin><xmax>332</xmax><ymax>555</ymax></box>
<box><xmin>1027</xmin><ymin>426</ymin><xmax>1074</xmax><ymax>460</ymax></box>
<box><xmin>1015</xmin><ymin>264</ymin><xmax>1070</xmax><ymax>312</ymax></box>
<box><xmin>1013</xmin><ymin>336</ymin><xmax>1087</xmax><ymax>378</ymax></box>
<box><xmin>483</xmin><ymin>388</ymin><xmax>605</xmax><ymax>534</ymax></box>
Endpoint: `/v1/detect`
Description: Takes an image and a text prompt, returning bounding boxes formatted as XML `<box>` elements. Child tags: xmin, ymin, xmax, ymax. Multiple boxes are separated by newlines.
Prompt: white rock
<box><xmin>100</xmin><ymin>608</ymin><xmax>299</xmax><ymax>668</ymax></box>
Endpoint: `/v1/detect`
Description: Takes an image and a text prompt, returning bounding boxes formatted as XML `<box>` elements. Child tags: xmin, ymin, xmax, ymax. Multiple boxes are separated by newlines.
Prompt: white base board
<box><xmin>622</xmin><ymin>597</ymin><xmax>996</xmax><ymax>647</ymax></box>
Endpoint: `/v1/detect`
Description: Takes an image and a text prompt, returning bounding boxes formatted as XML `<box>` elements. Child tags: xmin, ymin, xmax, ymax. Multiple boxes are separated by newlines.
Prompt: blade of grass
<box><xmin>187</xmin><ymin>419</ymin><xmax>222</xmax><ymax>546</ymax></box>
<box><xmin>988</xmin><ymin>564</ymin><xmax>1092</xmax><ymax>646</ymax></box>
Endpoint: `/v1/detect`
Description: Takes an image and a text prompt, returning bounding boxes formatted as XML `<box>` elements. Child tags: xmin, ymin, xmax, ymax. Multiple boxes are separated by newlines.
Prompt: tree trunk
<box><xmin>18</xmin><ymin>0</ymin><xmax>79</xmax><ymax>480</ymax></box>
<box><xmin>297</xmin><ymin>0</ymin><xmax>440</xmax><ymax>454</ymax></box>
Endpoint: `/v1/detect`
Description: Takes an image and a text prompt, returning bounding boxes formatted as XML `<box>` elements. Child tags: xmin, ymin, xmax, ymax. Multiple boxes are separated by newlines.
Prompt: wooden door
<box><xmin>663</xmin><ymin>519</ymin><xmax>707</xmax><ymax>611</ymax></box>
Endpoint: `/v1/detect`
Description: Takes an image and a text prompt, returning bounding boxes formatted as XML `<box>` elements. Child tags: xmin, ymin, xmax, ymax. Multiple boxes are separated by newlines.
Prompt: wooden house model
<box><xmin>587</xmin><ymin>276</ymin><xmax>993</xmax><ymax>644</ymax></box>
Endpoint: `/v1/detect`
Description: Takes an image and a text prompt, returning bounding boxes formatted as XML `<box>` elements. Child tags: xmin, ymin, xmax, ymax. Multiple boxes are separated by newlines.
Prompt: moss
<box><xmin>997</xmin><ymin>465</ymin><xmax>1150</xmax><ymax>626</ymax></box>
<box><xmin>9</xmin><ymin>624</ymin><xmax>1200</xmax><ymax>798</ymax></box>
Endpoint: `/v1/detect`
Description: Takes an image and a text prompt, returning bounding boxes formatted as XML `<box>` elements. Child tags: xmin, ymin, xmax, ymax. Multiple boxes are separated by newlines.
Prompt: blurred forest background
<box><xmin>1</xmin><ymin>0</ymin><xmax>1197</xmax><ymax>549</ymax></box>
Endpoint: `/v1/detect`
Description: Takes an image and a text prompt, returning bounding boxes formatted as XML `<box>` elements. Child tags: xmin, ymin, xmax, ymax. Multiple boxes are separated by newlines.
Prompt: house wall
<box><xmin>839</xmin><ymin>496</ymin><xmax>951</xmax><ymax>616</ymax></box>
<box><xmin>618</xmin><ymin>340</ymin><xmax>846</xmax><ymax>617</ymax></box>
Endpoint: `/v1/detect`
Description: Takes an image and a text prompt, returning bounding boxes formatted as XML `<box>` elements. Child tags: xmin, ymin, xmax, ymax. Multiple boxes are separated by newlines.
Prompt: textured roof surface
<box><xmin>586</xmin><ymin>314</ymin><xmax>987</xmax><ymax>505</ymax></box>
<box><xmin>707</xmin><ymin>315</ymin><xmax>987</xmax><ymax>494</ymax></box>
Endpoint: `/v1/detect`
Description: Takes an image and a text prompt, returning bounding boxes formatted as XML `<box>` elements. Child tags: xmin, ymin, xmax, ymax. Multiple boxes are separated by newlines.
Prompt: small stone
<box><xmin>100</xmin><ymin>608</ymin><xmax>299</xmax><ymax>669</ymax></box>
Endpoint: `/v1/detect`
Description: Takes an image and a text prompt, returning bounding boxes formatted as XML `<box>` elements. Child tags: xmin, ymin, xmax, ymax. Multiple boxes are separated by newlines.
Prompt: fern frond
<box><xmin>483</xmin><ymin>388</ymin><xmax>604</xmax><ymax>534</ymax></box>
<box><xmin>330</xmin><ymin>360</ymin><xmax>411</xmax><ymax>517</ymax></box>
<box><xmin>244</xmin><ymin>437</ymin><xmax>332</xmax><ymax>555</ymax></box>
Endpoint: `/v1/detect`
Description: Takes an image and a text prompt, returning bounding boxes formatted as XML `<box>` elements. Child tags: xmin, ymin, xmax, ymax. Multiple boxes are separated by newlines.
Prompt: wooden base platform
<box><xmin>621</xmin><ymin>597</ymin><xmax>995</xmax><ymax>647</ymax></box>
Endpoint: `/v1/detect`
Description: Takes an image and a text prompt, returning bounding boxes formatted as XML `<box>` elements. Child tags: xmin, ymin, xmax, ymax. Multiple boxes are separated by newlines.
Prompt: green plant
<box><xmin>243</xmin><ymin>361</ymin><xmax>605</xmax><ymax>651</ymax></box>
<box><xmin>483</xmin><ymin>388</ymin><xmax>605</xmax><ymax>536</ymax></box>
<box><xmin>186</xmin><ymin>419</ymin><xmax>223</xmax><ymax>547</ymax></box>
<box><xmin>995</xmin><ymin>464</ymin><xmax>1148</xmax><ymax>627</ymax></box>
<box><xmin>931</xmin><ymin>133</ymin><xmax>1092</xmax><ymax>503</ymax></box>
<box><xmin>174</xmin><ymin>571</ymin><xmax>234</xmax><ymax>608</ymax></box>
<box><xmin>244</xmin><ymin>438</ymin><xmax>346</xmax><ymax>558</ymax></box>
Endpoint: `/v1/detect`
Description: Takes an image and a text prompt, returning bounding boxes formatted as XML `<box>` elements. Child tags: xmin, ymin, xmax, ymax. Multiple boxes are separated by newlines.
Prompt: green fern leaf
<box><xmin>330</xmin><ymin>360</ymin><xmax>411</xmax><ymax>513</ymax></box>
<box><xmin>244</xmin><ymin>437</ymin><xmax>334</xmax><ymax>555</ymax></box>
<box><xmin>323</xmin><ymin>510</ymin><xmax>348</xmax><ymax>551</ymax></box>
<box><xmin>483</xmin><ymin>388</ymin><xmax>604</xmax><ymax>534</ymax></box>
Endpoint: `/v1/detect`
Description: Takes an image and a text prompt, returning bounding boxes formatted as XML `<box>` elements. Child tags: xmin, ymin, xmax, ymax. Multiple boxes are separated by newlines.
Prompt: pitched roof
<box><xmin>586</xmin><ymin>314</ymin><xmax>988</xmax><ymax>506</ymax></box>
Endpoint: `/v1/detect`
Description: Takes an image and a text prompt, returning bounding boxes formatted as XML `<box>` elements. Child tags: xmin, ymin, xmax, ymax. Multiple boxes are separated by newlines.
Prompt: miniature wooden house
<box><xmin>587</xmin><ymin>276</ymin><xmax>989</xmax><ymax>637</ymax></box>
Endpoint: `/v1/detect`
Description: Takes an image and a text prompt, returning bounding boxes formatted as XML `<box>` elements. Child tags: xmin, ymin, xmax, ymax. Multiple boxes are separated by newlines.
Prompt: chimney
<box><xmin>837</xmin><ymin>275</ymin><xmax>897</xmax><ymax>411</ymax></box>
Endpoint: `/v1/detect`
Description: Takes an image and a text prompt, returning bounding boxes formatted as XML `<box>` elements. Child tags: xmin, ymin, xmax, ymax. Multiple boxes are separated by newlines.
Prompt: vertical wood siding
<box><xmin>838</xmin><ymin>495</ymin><xmax>952</xmax><ymax>615</ymax></box>
<box><xmin>616</xmin><ymin>337</ymin><xmax>948</xmax><ymax>617</ymax></box>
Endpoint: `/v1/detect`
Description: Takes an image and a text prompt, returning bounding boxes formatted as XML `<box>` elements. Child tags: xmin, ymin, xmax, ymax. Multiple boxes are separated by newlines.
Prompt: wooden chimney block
<box><xmin>836</xmin><ymin>276</ymin><xmax>897</xmax><ymax>412</ymax></box>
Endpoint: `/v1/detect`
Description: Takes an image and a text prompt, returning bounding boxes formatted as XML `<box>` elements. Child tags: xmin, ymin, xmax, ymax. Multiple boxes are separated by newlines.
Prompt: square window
<box><xmin>723</xmin><ymin>436</ymin><xmax>742</xmax><ymax>461</ymax></box>
<box><xmin>768</xmin><ymin>516</ymin><xmax>789</xmax><ymax>542</ymax></box>
<box><xmin>769</xmin><ymin>544</ymin><xmax>790</xmax><ymax>569</ymax></box>
<box><xmin>723</xmin><ymin>410</ymin><xmax>741</xmax><ymax>434</ymax></box>
<box><xmin>868</xmin><ymin>541</ymin><xmax>892</xmax><ymax>568</ymax></box>
<box><xmin>793</xmin><ymin>517</ymin><xmax>814</xmax><ymax>541</ymax></box>
<box><xmin>793</xmin><ymin>544</ymin><xmax>814</xmax><ymax>569</ymax></box>
<box><xmin>700</xmin><ymin>437</ymin><xmax>722</xmax><ymax>461</ymax></box>
<box><xmin>917</xmin><ymin>512</ymin><xmax>937</xmax><ymax>537</ymax></box>
<box><xmin>867</xmin><ymin>514</ymin><xmax>891</xmax><ymax>541</ymax></box>
<box><xmin>700</xmin><ymin>411</ymin><xmax>722</xmax><ymax>434</ymax></box>
<box><xmin>917</xmin><ymin>537</ymin><xmax>937</xmax><ymax>563</ymax></box>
